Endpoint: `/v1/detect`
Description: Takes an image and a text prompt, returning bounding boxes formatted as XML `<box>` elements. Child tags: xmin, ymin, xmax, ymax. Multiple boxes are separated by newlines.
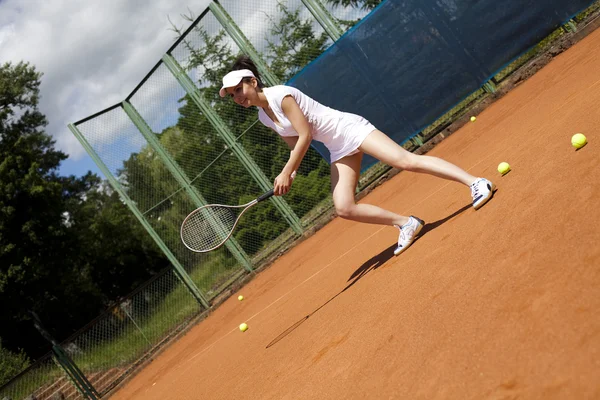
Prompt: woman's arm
<box><xmin>281</xmin><ymin>135</ymin><xmax>299</xmax><ymax>150</ymax></box>
<box><xmin>273</xmin><ymin>96</ymin><xmax>312</xmax><ymax>196</ymax></box>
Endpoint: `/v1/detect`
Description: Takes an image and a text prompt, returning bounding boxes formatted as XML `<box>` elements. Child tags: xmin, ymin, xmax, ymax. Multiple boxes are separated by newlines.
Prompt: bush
<box><xmin>0</xmin><ymin>339</ymin><xmax>31</xmax><ymax>387</ymax></box>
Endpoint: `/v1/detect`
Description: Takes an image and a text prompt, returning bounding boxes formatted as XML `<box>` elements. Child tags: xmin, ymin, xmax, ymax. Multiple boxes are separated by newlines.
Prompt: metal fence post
<box><xmin>30</xmin><ymin>310</ymin><xmax>99</xmax><ymax>399</ymax></box>
<box><xmin>483</xmin><ymin>80</ymin><xmax>497</xmax><ymax>93</ymax></box>
<box><xmin>300</xmin><ymin>0</ymin><xmax>344</xmax><ymax>41</ymax></box>
<box><xmin>563</xmin><ymin>19</ymin><xmax>578</xmax><ymax>32</ymax></box>
<box><xmin>52</xmin><ymin>346</ymin><xmax>99</xmax><ymax>400</ymax></box>
<box><xmin>162</xmin><ymin>54</ymin><xmax>304</xmax><ymax>235</ymax></box>
<box><xmin>68</xmin><ymin>123</ymin><xmax>211</xmax><ymax>309</ymax></box>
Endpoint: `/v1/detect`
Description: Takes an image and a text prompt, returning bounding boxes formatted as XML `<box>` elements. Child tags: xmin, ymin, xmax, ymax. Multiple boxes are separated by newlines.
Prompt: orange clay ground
<box><xmin>110</xmin><ymin>27</ymin><xmax>600</xmax><ymax>400</ymax></box>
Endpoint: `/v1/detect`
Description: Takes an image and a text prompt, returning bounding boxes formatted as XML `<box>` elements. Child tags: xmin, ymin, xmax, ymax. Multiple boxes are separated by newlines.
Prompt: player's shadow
<box><xmin>416</xmin><ymin>203</ymin><xmax>471</xmax><ymax>241</ymax></box>
<box><xmin>265</xmin><ymin>204</ymin><xmax>471</xmax><ymax>348</ymax></box>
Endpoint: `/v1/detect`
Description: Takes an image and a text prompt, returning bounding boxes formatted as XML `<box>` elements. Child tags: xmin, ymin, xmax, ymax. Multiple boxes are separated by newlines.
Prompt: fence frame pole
<box><xmin>300</xmin><ymin>0</ymin><xmax>344</xmax><ymax>41</ymax></box>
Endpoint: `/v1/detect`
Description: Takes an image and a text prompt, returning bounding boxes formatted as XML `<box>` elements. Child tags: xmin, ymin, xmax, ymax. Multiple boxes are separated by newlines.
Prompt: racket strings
<box><xmin>182</xmin><ymin>206</ymin><xmax>239</xmax><ymax>251</ymax></box>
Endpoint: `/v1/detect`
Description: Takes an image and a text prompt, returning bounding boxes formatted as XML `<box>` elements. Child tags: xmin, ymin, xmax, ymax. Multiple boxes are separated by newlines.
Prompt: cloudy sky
<box><xmin>0</xmin><ymin>0</ymin><xmax>364</xmax><ymax>178</ymax></box>
<box><xmin>0</xmin><ymin>0</ymin><xmax>214</xmax><ymax>176</ymax></box>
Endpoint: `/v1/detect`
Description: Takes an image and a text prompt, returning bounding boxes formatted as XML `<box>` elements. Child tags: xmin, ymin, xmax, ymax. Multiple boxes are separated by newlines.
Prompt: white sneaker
<box><xmin>471</xmin><ymin>178</ymin><xmax>496</xmax><ymax>210</ymax></box>
<box><xmin>394</xmin><ymin>216</ymin><xmax>425</xmax><ymax>256</ymax></box>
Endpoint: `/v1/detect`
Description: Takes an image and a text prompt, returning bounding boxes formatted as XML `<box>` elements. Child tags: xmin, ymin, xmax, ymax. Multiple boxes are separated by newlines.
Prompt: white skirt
<box><xmin>325</xmin><ymin>112</ymin><xmax>377</xmax><ymax>163</ymax></box>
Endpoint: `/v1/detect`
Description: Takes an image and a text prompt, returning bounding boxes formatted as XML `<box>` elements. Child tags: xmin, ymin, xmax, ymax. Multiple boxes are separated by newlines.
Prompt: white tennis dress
<box><xmin>257</xmin><ymin>85</ymin><xmax>376</xmax><ymax>163</ymax></box>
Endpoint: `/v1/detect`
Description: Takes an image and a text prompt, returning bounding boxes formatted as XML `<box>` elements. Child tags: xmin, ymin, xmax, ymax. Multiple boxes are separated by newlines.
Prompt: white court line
<box><xmin>177</xmin><ymin>152</ymin><xmax>505</xmax><ymax>370</ymax></box>
<box><xmin>554</xmin><ymin>79</ymin><xmax>600</xmax><ymax>111</ymax></box>
<box><xmin>588</xmin><ymin>79</ymin><xmax>600</xmax><ymax>89</ymax></box>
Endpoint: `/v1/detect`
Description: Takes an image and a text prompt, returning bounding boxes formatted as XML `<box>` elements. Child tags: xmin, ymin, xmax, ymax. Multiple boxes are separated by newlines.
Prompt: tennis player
<box><xmin>220</xmin><ymin>56</ymin><xmax>495</xmax><ymax>256</ymax></box>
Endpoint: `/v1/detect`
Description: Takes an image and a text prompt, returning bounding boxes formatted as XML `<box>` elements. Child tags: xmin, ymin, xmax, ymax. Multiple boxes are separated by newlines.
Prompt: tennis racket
<box><xmin>180</xmin><ymin>189</ymin><xmax>274</xmax><ymax>253</ymax></box>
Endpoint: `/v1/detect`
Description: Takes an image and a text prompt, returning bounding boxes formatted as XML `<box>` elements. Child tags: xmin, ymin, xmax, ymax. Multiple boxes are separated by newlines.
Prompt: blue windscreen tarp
<box><xmin>288</xmin><ymin>0</ymin><xmax>594</xmax><ymax>168</ymax></box>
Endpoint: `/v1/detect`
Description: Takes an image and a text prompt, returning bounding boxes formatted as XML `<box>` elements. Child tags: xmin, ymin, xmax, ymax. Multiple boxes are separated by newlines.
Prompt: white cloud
<box><xmin>0</xmin><ymin>0</ymin><xmax>365</xmax><ymax>176</ymax></box>
<box><xmin>0</xmin><ymin>23</ymin><xmax>16</xmax><ymax>48</ymax></box>
<box><xmin>0</xmin><ymin>0</ymin><xmax>211</xmax><ymax>169</ymax></box>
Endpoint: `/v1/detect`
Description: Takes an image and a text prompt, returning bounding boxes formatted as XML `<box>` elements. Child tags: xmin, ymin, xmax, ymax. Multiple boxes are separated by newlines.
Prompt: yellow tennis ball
<box><xmin>239</xmin><ymin>323</ymin><xmax>248</xmax><ymax>332</ymax></box>
<box><xmin>470</xmin><ymin>116</ymin><xmax>477</xmax><ymax>122</ymax></box>
<box><xmin>497</xmin><ymin>162</ymin><xmax>511</xmax><ymax>175</ymax></box>
<box><xmin>238</xmin><ymin>295</ymin><xmax>244</xmax><ymax>301</ymax></box>
<box><xmin>571</xmin><ymin>133</ymin><xmax>587</xmax><ymax>149</ymax></box>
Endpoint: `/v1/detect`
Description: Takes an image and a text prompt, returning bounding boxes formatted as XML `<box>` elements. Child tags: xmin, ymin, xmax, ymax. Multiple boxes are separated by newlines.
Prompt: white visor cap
<box><xmin>219</xmin><ymin>69</ymin><xmax>256</xmax><ymax>97</ymax></box>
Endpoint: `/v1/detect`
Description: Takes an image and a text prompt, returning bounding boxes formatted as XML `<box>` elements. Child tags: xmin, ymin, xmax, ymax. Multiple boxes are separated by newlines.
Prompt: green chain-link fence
<box><xmin>0</xmin><ymin>268</ymin><xmax>202</xmax><ymax>400</ymax></box>
<box><xmin>59</xmin><ymin>268</ymin><xmax>202</xmax><ymax>397</ymax></box>
<box><xmin>0</xmin><ymin>351</ymin><xmax>87</xmax><ymax>400</ymax></box>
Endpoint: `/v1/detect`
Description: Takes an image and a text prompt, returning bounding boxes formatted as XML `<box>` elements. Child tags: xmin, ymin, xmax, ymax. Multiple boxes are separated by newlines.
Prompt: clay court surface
<box><xmin>111</xmin><ymin>28</ymin><xmax>600</xmax><ymax>400</ymax></box>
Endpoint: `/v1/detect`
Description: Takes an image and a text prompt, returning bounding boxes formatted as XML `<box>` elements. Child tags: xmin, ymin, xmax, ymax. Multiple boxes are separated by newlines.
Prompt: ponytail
<box><xmin>231</xmin><ymin>55</ymin><xmax>264</xmax><ymax>88</ymax></box>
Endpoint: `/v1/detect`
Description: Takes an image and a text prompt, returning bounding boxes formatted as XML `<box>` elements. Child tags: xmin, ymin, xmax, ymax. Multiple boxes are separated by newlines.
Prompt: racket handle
<box><xmin>257</xmin><ymin>189</ymin><xmax>275</xmax><ymax>202</ymax></box>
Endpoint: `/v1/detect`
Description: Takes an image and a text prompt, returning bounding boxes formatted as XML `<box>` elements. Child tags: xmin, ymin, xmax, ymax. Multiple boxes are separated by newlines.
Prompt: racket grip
<box><xmin>257</xmin><ymin>189</ymin><xmax>275</xmax><ymax>202</ymax></box>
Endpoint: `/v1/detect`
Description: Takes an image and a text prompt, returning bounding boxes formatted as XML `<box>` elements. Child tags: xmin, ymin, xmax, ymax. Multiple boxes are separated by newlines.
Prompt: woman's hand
<box><xmin>273</xmin><ymin>170</ymin><xmax>296</xmax><ymax>196</ymax></box>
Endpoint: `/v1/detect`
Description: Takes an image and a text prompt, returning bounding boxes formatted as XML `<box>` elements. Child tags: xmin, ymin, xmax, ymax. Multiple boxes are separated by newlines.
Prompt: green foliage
<box><xmin>323</xmin><ymin>0</ymin><xmax>381</xmax><ymax>29</ymax></box>
<box><xmin>265</xmin><ymin>3</ymin><xmax>331</xmax><ymax>81</ymax></box>
<box><xmin>324</xmin><ymin>0</ymin><xmax>382</xmax><ymax>10</ymax></box>
<box><xmin>69</xmin><ymin>181</ymin><xmax>167</xmax><ymax>301</ymax></box>
<box><xmin>0</xmin><ymin>62</ymin><xmax>169</xmax><ymax>362</ymax></box>
<box><xmin>0</xmin><ymin>61</ymin><xmax>100</xmax><ymax>356</ymax></box>
<box><xmin>68</xmin><ymin>272</ymin><xmax>200</xmax><ymax>372</ymax></box>
<box><xmin>0</xmin><ymin>338</ymin><xmax>31</xmax><ymax>387</ymax></box>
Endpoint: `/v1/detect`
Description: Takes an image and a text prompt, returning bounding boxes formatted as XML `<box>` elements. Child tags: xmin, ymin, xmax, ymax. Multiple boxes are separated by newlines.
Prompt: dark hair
<box><xmin>231</xmin><ymin>55</ymin><xmax>264</xmax><ymax>88</ymax></box>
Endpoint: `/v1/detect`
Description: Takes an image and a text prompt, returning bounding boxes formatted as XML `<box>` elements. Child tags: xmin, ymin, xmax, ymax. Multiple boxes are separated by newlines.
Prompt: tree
<box><xmin>0</xmin><ymin>62</ymin><xmax>169</xmax><ymax>360</ymax></box>
<box><xmin>66</xmin><ymin>175</ymin><xmax>167</xmax><ymax>302</ymax></box>
<box><xmin>0</xmin><ymin>61</ymin><xmax>100</xmax><ymax>356</ymax></box>
<box><xmin>0</xmin><ymin>338</ymin><xmax>30</xmax><ymax>388</ymax></box>
<box><xmin>324</xmin><ymin>0</ymin><xmax>382</xmax><ymax>10</ymax></box>
<box><xmin>265</xmin><ymin>2</ymin><xmax>331</xmax><ymax>82</ymax></box>
<box><xmin>323</xmin><ymin>0</ymin><xmax>382</xmax><ymax>29</ymax></box>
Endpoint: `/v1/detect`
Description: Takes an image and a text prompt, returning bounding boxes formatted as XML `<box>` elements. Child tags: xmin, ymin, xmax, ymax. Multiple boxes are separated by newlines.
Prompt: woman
<box><xmin>220</xmin><ymin>56</ymin><xmax>495</xmax><ymax>256</ymax></box>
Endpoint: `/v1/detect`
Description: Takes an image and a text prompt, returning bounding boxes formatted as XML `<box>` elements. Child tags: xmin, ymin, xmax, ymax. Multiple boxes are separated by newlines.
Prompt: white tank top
<box><xmin>258</xmin><ymin>85</ymin><xmax>343</xmax><ymax>138</ymax></box>
<box><xmin>257</xmin><ymin>85</ymin><xmax>376</xmax><ymax>162</ymax></box>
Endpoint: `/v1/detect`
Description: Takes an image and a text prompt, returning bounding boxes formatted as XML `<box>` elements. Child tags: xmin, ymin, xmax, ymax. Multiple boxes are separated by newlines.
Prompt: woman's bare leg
<box><xmin>359</xmin><ymin>130</ymin><xmax>477</xmax><ymax>186</ymax></box>
<box><xmin>330</xmin><ymin>151</ymin><xmax>410</xmax><ymax>227</ymax></box>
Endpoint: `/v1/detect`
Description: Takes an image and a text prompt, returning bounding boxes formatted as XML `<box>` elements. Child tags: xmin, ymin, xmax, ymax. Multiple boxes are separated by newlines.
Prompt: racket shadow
<box><xmin>266</xmin><ymin>244</ymin><xmax>397</xmax><ymax>348</ymax></box>
<box><xmin>265</xmin><ymin>204</ymin><xmax>471</xmax><ymax>348</ymax></box>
